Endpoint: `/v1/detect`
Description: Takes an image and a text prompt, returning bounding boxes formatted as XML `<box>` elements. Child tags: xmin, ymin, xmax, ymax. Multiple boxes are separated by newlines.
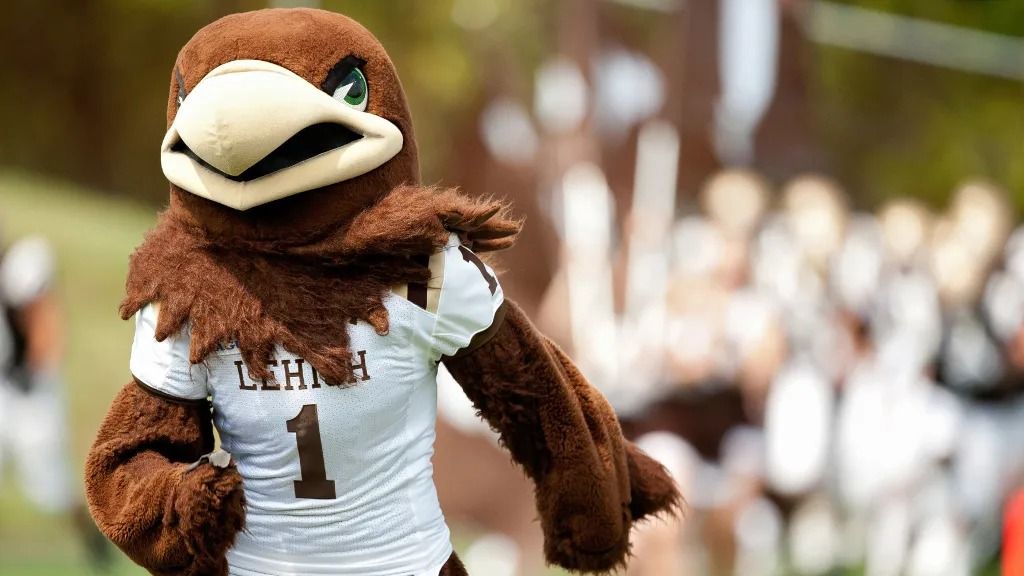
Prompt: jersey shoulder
<box><xmin>433</xmin><ymin>234</ymin><xmax>505</xmax><ymax>357</ymax></box>
<box><xmin>129</xmin><ymin>303</ymin><xmax>209</xmax><ymax>401</ymax></box>
<box><xmin>392</xmin><ymin>234</ymin><xmax>504</xmax><ymax>358</ymax></box>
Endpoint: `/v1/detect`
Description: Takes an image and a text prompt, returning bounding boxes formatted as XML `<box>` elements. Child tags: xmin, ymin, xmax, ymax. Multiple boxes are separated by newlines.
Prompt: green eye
<box><xmin>333</xmin><ymin>68</ymin><xmax>368</xmax><ymax>111</ymax></box>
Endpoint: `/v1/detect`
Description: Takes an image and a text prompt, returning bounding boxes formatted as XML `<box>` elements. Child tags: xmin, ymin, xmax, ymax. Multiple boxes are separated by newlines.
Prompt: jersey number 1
<box><xmin>286</xmin><ymin>404</ymin><xmax>337</xmax><ymax>499</ymax></box>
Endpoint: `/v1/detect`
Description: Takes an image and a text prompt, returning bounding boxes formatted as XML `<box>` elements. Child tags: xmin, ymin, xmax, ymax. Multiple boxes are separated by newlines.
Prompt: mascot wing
<box><xmin>437</xmin><ymin>243</ymin><xmax>681</xmax><ymax>573</ymax></box>
<box><xmin>85</xmin><ymin>309</ymin><xmax>245</xmax><ymax>576</ymax></box>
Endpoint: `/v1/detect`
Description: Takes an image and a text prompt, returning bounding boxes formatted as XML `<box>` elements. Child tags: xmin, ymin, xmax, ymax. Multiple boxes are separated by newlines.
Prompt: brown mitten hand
<box><xmin>625</xmin><ymin>441</ymin><xmax>682</xmax><ymax>522</ymax></box>
<box><xmin>537</xmin><ymin>466</ymin><xmax>631</xmax><ymax>573</ymax></box>
<box><xmin>86</xmin><ymin>381</ymin><xmax>246</xmax><ymax>576</ymax></box>
<box><xmin>168</xmin><ymin>459</ymin><xmax>246</xmax><ymax>575</ymax></box>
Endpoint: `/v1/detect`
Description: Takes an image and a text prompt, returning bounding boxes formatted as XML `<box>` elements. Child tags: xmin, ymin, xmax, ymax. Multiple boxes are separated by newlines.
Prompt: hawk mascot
<box><xmin>85</xmin><ymin>8</ymin><xmax>679</xmax><ymax>576</ymax></box>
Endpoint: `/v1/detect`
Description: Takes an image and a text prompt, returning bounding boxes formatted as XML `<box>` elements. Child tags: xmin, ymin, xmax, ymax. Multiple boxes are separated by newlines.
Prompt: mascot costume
<box><xmin>85</xmin><ymin>8</ymin><xmax>679</xmax><ymax>576</ymax></box>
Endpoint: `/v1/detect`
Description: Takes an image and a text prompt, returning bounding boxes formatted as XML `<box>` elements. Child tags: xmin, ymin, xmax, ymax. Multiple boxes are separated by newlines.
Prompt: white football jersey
<box><xmin>130</xmin><ymin>234</ymin><xmax>503</xmax><ymax>576</ymax></box>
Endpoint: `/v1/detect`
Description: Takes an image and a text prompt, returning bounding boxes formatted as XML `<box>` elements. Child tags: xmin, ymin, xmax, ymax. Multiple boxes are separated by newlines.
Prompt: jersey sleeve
<box><xmin>0</xmin><ymin>237</ymin><xmax>56</xmax><ymax>308</ymax></box>
<box><xmin>431</xmin><ymin>235</ymin><xmax>505</xmax><ymax>359</ymax></box>
<box><xmin>129</xmin><ymin>303</ymin><xmax>209</xmax><ymax>401</ymax></box>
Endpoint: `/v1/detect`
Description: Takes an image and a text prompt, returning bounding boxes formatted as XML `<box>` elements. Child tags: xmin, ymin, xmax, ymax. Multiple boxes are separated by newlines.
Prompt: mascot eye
<box><xmin>332</xmin><ymin>68</ymin><xmax>368</xmax><ymax>111</ymax></box>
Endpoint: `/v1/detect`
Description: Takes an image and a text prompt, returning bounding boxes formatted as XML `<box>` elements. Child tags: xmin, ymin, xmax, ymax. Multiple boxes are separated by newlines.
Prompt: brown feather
<box><xmin>121</xmin><ymin>185</ymin><xmax>520</xmax><ymax>385</ymax></box>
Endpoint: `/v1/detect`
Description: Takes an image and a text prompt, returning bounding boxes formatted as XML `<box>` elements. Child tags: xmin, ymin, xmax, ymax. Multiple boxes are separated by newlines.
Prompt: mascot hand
<box><xmin>537</xmin><ymin>465</ymin><xmax>631</xmax><ymax>573</ymax></box>
<box><xmin>169</xmin><ymin>460</ymin><xmax>246</xmax><ymax>575</ymax></box>
<box><xmin>538</xmin><ymin>445</ymin><xmax>682</xmax><ymax>573</ymax></box>
<box><xmin>86</xmin><ymin>381</ymin><xmax>246</xmax><ymax>576</ymax></box>
<box><xmin>624</xmin><ymin>441</ymin><xmax>682</xmax><ymax>522</ymax></box>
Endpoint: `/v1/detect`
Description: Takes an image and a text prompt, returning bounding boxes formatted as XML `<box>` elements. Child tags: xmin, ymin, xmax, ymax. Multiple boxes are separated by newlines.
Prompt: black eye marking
<box><xmin>322</xmin><ymin>55</ymin><xmax>367</xmax><ymax>95</ymax></box>
<box><xmin>175</xmin><ymin>68</ymin><xmax>187</xmax><ymax>106</ymax></box>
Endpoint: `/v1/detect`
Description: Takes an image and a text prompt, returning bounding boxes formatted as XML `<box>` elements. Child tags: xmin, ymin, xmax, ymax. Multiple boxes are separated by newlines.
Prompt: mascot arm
<box><xmin>85</xmin><ymin>381</ymin><xmax>244</xmax><ymax>576</ymax></box>
<box><xmin>442</xmin><ymin>299</ymin><xmax>681</xmax><ymax>573</ymax></box>
<box><xmin>85</xmin><ymin>304</ymin><xmax>244</xmax><ymax>575</ymax></box>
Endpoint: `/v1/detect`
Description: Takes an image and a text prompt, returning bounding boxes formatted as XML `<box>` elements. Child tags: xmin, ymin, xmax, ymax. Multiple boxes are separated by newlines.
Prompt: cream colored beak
<box><xmin>161</xmin><ymin>60</ymin><xmax>403</xmax><ymax>211</ymax></box>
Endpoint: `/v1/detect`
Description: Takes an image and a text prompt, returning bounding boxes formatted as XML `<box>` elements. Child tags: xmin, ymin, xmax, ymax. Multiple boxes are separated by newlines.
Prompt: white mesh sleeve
<box><xmin>0</xmin><ymin>237</ymin><xmax>56</xmax><ymax>308</ymax></box>
<box><xmin>130</xmin><ymin>303</ymin><xmax>209</xmax><ymax>401</ymax></box>
<box><xmin>431</xmin><ymin>236</ymin><xmax>505</xmax><ymax>359</ymax></box>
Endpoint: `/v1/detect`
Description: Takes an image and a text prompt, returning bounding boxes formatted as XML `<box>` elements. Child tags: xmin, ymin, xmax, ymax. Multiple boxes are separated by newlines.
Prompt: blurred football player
<box><xmin>0</xmin><ymin>234</ymin><xmax>111</xmax><ymax>569</ymax></box>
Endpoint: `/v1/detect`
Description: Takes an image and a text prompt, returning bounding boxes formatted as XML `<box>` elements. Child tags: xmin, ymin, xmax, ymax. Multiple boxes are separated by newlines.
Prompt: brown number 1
<box><xmin>285</xmin><ymin>404</ymin><xmax>337</xmax><ymax>499</ymax></box>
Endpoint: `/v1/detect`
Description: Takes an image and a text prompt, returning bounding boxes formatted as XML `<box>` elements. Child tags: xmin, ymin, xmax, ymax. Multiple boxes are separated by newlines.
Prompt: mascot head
<box><xmin>126</xmin><ymin>8</ymin><xmax>517</xmax><ymax>385</ymax></box>
<box><xmin>162</xmin><ymin>8</ymin><xmax>417</xmax><ymax>239</ymax></box>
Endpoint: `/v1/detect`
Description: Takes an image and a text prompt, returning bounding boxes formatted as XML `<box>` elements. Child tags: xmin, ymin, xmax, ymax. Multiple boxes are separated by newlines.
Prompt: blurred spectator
<box><xmin>581</xmin><ymin>169</ymin><xmax>1024</xmax><ymax>576</ymax></box>
<box><xmin>0</xmin><ymin>232</ymin><xmax>111</xmax><ymax>569</ymax></box>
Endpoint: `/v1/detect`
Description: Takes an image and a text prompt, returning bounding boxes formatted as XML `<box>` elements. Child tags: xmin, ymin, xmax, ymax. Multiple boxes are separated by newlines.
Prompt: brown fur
<box><xmin>625</xmin><ymin>441</ymin><xmax>685</xmax><ymax>522</ymax></box>
<box><xmin>121</xmin><ymin>185</ymin><xmax>519</xmax><ymax>384</ymax></box>
<box><xmin>443</xmin><ymin>302</ymin><xmax>682</xmax><ymax>573</ymax></box>
<box><xmin>89</xmin><ymin>8</ymin><xmax>678</xmax><ymax>575</ymax></box>
<box><xmin>85</xmin><ymin>382</ymin><xmax>245</xmax><ymax>576</ymax></box>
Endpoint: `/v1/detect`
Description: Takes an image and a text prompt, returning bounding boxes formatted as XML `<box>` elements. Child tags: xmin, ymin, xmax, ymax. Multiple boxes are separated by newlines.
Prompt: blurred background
<box><xmin>1</xmin><ymin>0</ymin><xmax>1023</xmax><ymax>575</ymax></box>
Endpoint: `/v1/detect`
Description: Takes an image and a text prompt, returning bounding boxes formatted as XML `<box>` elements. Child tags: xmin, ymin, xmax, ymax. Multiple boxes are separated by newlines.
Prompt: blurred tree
<box><xmin>0</xmin><ymin>0</ymin><xmax>262</xmax><ymax>203</ymax></box>
<box><xmin>1</xmin><ymin>0</ymin><xmax>1022</xmax><ymax>213</ymax></box>
<box><xmin>811</xmin><ymin>0</ymin><xmax>1024</xmax><ymax>208</ymax></box>
<box><xmin>0</xmin><ymin>0</ymin><xmax>542</xmax><ymax>203</ymax></box>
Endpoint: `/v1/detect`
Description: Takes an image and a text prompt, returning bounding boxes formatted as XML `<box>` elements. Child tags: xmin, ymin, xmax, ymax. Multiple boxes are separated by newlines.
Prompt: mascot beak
<box><xmin>161</xmin><ymin>60</ymin><xmax>403</xmax><ymax>211</ymax></box>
